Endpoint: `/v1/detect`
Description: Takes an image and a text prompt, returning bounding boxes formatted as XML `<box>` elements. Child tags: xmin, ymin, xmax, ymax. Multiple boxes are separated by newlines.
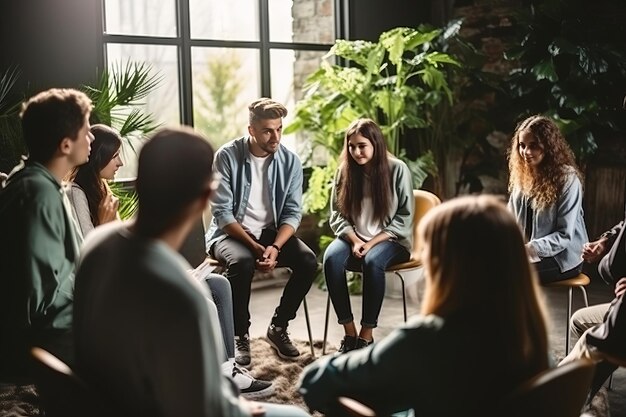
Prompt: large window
<box><xmin>102</xmin><ymin>0</ymin><xmax>336</xmax><ymax>178</ymax></box>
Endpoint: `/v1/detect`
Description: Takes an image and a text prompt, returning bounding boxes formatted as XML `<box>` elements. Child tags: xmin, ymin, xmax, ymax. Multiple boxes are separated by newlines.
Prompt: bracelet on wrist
<box><xmin>271</xmin><ymin>244</ymin><xmax>281</xmax><ymax>253</ymax></box>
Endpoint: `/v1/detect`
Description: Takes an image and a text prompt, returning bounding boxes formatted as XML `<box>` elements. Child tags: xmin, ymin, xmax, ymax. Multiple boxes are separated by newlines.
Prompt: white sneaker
<box><xmin>222</xmin><ymin>361</ymin><xmax>273</xmax><ymax>399</ymax></box>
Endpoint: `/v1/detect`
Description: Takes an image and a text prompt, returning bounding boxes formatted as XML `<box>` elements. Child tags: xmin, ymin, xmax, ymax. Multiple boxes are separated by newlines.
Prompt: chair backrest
<box><xmin>30</xmin><ymin>347</ymin><xmax>106</xmax><ymax>417</ymax></box>
<box><xmin>500</xmin><ymin>358</ymin><xmax>595</xmax><ymax>417</ymax></box>
<box><xmin>411</xmin><ymin>189</ymin><xmax>441</xmax><ymax>257</ymax></box>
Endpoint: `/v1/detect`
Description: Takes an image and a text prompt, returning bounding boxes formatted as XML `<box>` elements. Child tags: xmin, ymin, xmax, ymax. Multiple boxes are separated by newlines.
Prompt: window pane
<box><xmin>106</xmin><ymin>43</ymin><xmax>181</xmax><ymax>179</ymax></box>
<box><xmin>270</xmin><ymin>49</ymin><xmax>327</xmax><ymax>157</ymax></box>
<box><xmin>268</xmin><ymin>0</ymin><xmax>293</xmax><ymax>43</ymax></box>
<box><xmin>191</xmin><ymin>47</ymin><xmax>261</xmax><ymax>149</ymax></box>
<box><xmin>104</xmin><ymin>0</ymin><xmax>176</xmax><ymax>37</ymax></box>
<box><xmin>271</xmin><ymin>0</ymin><xmax>335</xmax><ymax>44</ymax></box>
<box><xmin>190</xmin><ymin>0</ymin><xmax>259</xmax><ymax>41</ymax></box>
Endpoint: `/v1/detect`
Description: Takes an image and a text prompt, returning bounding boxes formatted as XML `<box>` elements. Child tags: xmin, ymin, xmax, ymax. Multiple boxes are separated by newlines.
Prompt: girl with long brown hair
<box><xmin>324</xmin><ymin>118</ymin><xmax>414</xmax><ymax>352</ymax></box>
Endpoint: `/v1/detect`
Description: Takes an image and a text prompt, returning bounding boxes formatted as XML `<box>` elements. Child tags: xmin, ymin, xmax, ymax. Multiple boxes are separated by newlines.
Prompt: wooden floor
<box><xmin>247</xmin><ymin>272</ymin><xmax>626</xmax><ymax>416</ymax></box>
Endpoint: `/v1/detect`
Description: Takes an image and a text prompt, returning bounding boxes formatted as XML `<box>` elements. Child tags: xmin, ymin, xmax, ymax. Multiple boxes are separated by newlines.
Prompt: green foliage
<box><xmin>501</xmin><ymin>0</ymin><xmax>626</xmax><ymax>161</ymax></box>
<box><xmin>83</xmin><ymin>61</ymin><xmax>162</xmax><ymax>151</ymax></box>
<box><xmin>286</xmin><ymin>23</ymin><xmax>475</xmax><ymax>226</ymax></box>
<box><xmin>194</xmin><ymin>51</ymin><xmax>246</xmax><ymax>146</ymax></box>
<box><xmin>109</xmin><ymin>181</ymin><xmax>138</xmax><ymax>220</ymax></box>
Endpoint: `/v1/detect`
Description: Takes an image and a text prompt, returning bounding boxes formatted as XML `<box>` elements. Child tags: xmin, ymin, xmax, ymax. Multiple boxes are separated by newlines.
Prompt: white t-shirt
<box><xmin>354</xmin><ymin>175</ymin><xmax>382</xmax><ymax>240</ymax></box>
<box><xmin>241</xmin><ymin>154</ymin><xmax>274</xmax><ymax>239</ymax></box>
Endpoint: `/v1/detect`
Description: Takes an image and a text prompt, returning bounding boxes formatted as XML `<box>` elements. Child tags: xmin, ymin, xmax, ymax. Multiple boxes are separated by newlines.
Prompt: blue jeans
<box><xmin>203</xmin><ymin>273</ymin><xmax>235</xmax><ymax>361</ymax></box>
<box><xmin>323</xmin><ymin>238</ymin><xmax>409</xmax><ymax>328</ymax></box>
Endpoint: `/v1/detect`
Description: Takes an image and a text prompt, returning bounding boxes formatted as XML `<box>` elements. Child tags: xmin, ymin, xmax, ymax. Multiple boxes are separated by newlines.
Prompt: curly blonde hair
<box><xmin>507</xmin><ymin>115</ymin><xmax>581</xmax><ymax>210</ymax></box>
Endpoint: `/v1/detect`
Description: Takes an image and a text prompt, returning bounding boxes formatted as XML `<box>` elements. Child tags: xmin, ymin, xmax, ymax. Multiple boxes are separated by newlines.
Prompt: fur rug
<box><xmin>248</xmin><ymin>337</ymin><xmax>333</xmax><ymax>416</ymax></box>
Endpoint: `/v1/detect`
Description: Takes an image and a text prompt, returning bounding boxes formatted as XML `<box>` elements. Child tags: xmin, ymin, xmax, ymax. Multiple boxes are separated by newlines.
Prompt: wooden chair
<box><xmin>501</xmin><ymin>358</ymin><xmax>595</xmax><ymax>417</ymax></box>
<box><xmin>321</xmin><ymin>189</ymin><xmax>441</xmax><ymax>355</ymax></box>
<box><xmin>338</xmin><ymin>359</ymin><xmax>594</xmax><ymax>417</ymax></box>
<box><xmin>30</xmin><ymin>347</ymin><xmax>106</xmax><ymax>417</ymax></box>
<box><xmin>182</xmin><ymin>219</ymin><xmax>316</xmax><ymax>358</ymax></box>
<box><xmin>543</xmin><ymin>273</ymin><xmax>590</xmax><ymax>354</ymax></box>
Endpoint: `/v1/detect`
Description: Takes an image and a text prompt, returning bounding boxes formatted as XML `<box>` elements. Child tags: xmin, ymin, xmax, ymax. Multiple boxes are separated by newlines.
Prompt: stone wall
<box><xmin>292</xmin><ymin>0</ymin><xmax>334</xmax><ymax>101</ymax></box>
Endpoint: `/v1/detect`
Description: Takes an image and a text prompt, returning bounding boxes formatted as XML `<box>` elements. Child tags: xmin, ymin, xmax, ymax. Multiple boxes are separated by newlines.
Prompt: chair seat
<box><xmin>386</xmin><ymin>258</ymin><xmax>422</xmax><ymax>271</ymax></box>
<box><xmin>544</xmin><ymin>273</ymin><xmax>590</xmax><ymax>288</ymax></box>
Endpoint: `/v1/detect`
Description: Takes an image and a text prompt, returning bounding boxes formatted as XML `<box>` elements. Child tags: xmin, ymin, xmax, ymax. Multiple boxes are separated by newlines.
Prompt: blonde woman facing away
<box><xmin>324</xmin><ymin>118</ymin><xmax>414</xmax><ymax>353</ymax></box>
<box><xmin>507</xmin><ymin>115</ymin><xmax>588</xmax><ymax>284</ymax></box>
<box><xmin>298</xmin><ymin>195</ymin><xmax>550</xmax><ymax>417</ymax></box>
<box><xmin>67</xmin><ymin>124</ymin><xmax>123</xmax><ymax>237</ymax></box>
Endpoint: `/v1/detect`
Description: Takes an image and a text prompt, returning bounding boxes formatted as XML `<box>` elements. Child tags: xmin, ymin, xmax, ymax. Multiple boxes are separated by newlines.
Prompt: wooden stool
<box><xmin>543</xmin><ymin>273</ymin><xmax>590</xmax><ymax>354</ymax></box>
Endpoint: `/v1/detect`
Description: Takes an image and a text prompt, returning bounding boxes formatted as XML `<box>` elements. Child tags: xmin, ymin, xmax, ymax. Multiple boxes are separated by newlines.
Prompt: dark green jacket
<box><xmin>298</xmin><ymin>312</ymin><xmax>541</xmax><ymax>417</ymax></box>
<box><xmin>0</xmin><ymin>161</ymin><xmax>79</xmax><ymax>380</ymax></box>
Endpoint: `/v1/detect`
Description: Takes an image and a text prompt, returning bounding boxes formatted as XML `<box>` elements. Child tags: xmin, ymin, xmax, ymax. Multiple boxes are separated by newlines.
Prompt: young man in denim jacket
<box><xmin>206</xmin><ymin>98</ymin><xmax>316</xmax><ymax>366</ymax></box>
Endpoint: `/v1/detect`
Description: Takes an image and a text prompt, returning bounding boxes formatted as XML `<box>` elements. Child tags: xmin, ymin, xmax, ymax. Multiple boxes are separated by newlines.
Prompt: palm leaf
<box><xmin>109</xmin><ymin>181</ymin><xmax>138</xmax><ymax>220</ymax></box>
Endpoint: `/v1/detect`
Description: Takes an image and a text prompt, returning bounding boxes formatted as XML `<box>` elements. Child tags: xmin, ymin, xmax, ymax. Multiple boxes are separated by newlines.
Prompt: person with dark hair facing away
<box><xmin>324</xmin><ymin>118</ymin><xmax>414</xmax><ymax>352</ymax></box>
<box><xmin>67</xmin><ymin>123</ymin><xmax>123</xmax><ymax>237</ymax></box>
<box><xmin>205</xmin><ymin>98</ymin><xmax>317</xmax><ymax>366</ymax></box>
<box><xmin>0</xmin><ymin>88</ymin><xmax>93</xmax><ymax>381</ymax></box>
<box><xmin>507</xmin><ymin>115</ymin><xmax>588</xmax><ymax>283</ymax></box>
<box><xmin>298</xmin><ymin>195</ymin><xmax>550</xmax><ymax>417</ymax></box>
<box><xmin>73</xmin><ymin>127</ymin><xmax>309</xmax><ymax>416</ymax></box>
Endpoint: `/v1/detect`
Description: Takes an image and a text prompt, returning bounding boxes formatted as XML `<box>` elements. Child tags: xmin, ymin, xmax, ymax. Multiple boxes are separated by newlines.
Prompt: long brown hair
<box><xmin>336</xmin><ymin>118</ymin><xmax>391</xmax><ymax>223</ymax></box>
<box><xmin>419</xmin><ymin>195</ymin><xmax>549</xmax><ymax>379</ymax></box>
<box><xmin>70</xmin><ymin>124</ymin><xmax>122</xmax><ymax>226</ymax></box>
<box><xmin>507</xmin><ymin>115</ymin><xmax>581</xmax><ymax>210</ymax></box>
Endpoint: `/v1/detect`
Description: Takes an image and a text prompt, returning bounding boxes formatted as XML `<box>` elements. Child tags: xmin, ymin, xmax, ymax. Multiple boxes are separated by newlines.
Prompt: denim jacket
<box><xmin>329</xmin><ymin>157</ymin><xmax>414</xmax><ymax>251</ymax></box>
<box><xmin>205</xmin><ymin>136</ymin><xmax>303</xmax><ymax>251</ymax></box>
<box><xmin>508</xmin><ymin>167</ymin><xmax>588</xmax><ymax>273</ymax></box>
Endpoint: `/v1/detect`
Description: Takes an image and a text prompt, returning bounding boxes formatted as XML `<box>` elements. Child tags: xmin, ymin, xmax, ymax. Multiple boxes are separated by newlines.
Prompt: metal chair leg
<box><xmin>302</xmin><ymin>297</ymin><xmax>315</xmax><ymax>358</ymax></box>
<box><xmin>393</xmin><ymin>271</ymin><xmax>408</xmax><ymax>322</ymax></box>
<box><xmin>322</xmin><ymin>294</ymin><xmax>331</xmax><ymax>355</ymax></box>
<box><xmin>565</xmin><ymin>286</ymin><xmax>588</xmax><ymax>355</ymax></box>
<box><xmin>579</xmin><ymin>286</ymin><xmax>589</xmax><ymax>307</ymax></box>
<box><xmin>566</xmin><ymin>287</ymin><xmax>573</xmax><ymax>354</ymax></box>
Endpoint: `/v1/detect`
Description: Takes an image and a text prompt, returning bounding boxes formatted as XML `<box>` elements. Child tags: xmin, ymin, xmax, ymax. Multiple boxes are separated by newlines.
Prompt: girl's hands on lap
<box><xmin>352</xmin><ymin>241</ymin><xmax>366</xmax><ymax>258</ymax></box>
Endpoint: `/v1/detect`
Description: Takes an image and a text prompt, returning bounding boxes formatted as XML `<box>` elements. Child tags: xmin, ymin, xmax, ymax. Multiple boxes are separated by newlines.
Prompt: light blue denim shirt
<box><xmin>329</xmin><ymin>157</ymin><xmax>414</xmax><ymax>251</ymax></box>
<box><xmin>508</xmin><ymin>167</ymin><xmax>588</xmax><ymax>273</ymax></box>
<box><xmin>205</xmin><ymin>136</ymin><xmax>303</xmax><ymax>251</ymax></box>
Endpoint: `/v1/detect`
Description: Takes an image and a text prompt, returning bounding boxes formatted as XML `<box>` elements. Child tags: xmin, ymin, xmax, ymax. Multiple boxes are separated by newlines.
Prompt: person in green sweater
<box><xmin>0</xmin><ymin>88</ymin><xmax>93</xmax><ymax>382</ymax></box>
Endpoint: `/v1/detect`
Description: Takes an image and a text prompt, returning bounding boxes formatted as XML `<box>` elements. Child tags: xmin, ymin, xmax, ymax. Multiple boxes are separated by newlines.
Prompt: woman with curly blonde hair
<box><xmin>507</xmin><ymin>115</ymin><xmax>588</xmax><ymax>283</ymax></box>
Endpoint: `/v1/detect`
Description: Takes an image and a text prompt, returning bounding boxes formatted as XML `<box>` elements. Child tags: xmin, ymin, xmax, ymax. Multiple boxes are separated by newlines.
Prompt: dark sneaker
<box><xmin>354</xmin><ymin>337</ymin><xmax>374</xmax><ymax>350</ymax></box>
<box><xmin>231</xmin><ymin>364</ymin><xmax>274</xmax><ymax>399</ymax></box>
<box><xmin>266</xmin><ymin>324</ymin><xmax>300</xmax><ymax>360</ymax></box>
<box><xmin>235</xmin><ymin>334</ymin><xmax>251</xmax><ymax>366</ymax></box>
<box><xmin>338</xmin><ymin>335</ymin><xmax>357</xmax><ymax>353</ymax></box>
